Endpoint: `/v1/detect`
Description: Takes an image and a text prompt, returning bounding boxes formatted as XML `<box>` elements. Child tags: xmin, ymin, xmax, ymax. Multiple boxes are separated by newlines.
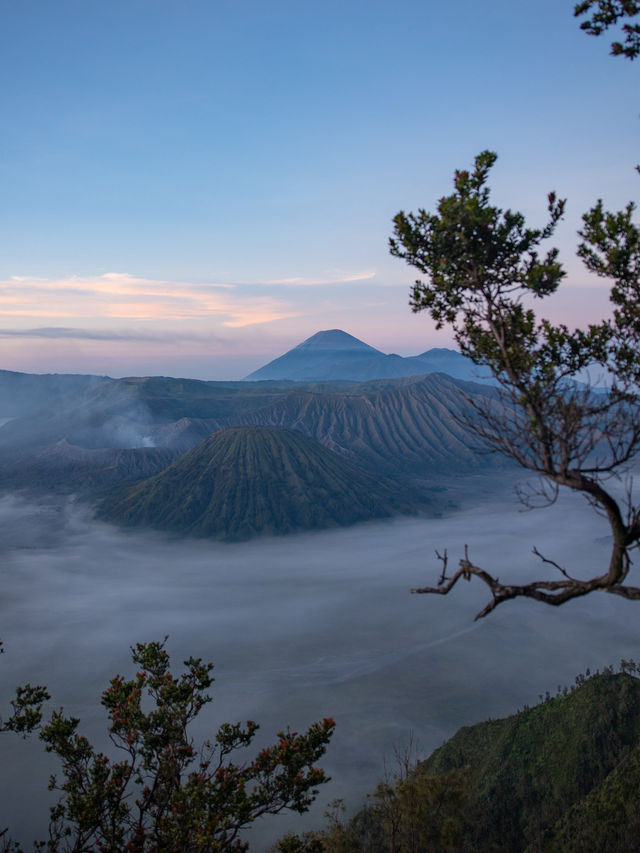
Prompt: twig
<box><xmin>531</xmin><ymin>546</ymin><xmax>576</xmax><ymax>581</ymax></box>
<box><xmin>435</xmin><ymin>549</ymin><xmax>448</xmax><ymax>586</ymax></box>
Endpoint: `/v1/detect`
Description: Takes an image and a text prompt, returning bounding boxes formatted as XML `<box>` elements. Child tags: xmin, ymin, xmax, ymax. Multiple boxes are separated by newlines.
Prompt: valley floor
<box><xmin>0</xmin><ymin>476</ymin><xmax>638</xmax><ymax>850</ymax></box>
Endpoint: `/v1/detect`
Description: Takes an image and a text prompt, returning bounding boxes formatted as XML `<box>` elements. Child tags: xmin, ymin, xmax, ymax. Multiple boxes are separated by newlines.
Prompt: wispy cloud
<box><xmin>0</xmin><ymin>273</ymin><xmax>296</xmax><ymax>327</ymax></box>
<box><xmin>262</xmin><ymin>270</ymin><xmax>376</xmax><ymax>286</ymax></box>
<box><xmin>0</xmin><ymin>327</ymin><xmax>217</xmax><ymax>342</ymax></box>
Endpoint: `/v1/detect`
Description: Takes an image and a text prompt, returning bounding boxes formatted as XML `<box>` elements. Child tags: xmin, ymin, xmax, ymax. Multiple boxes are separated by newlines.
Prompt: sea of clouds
<box><xmin>1</xmin><ymin>479</ymin><xmax>639</xmax><ymax>849</ymax></box>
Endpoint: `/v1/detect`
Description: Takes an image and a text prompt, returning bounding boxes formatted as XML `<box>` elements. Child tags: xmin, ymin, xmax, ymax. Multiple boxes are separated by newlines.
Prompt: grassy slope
<box><xmin>98</xmin><ymin>426</ymin><xmax>430</xmax><ymax>540</ymax></box>
<box><xmin>415</xmin><ymin>671</ymin><xmax>640</xmax><ymax>851</ymax></box>
<box><xmin>541</xmin><ymin>737</ymin><xmax>640</xmax><ymax>852</ymax></box>
<box><xmin>281</xmin><ymin>672</ymin><xmax>640</xmax><ymax>853</ymax></box>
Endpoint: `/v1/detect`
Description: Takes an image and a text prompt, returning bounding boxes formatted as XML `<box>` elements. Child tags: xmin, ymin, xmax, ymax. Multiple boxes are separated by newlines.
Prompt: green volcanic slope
<box><xmin>97</xmin><ymin>426</ymin><xmax>427</xmax><ymax>540</ymax></box>
<box><xmin>422</xmin><ymin>671</ymin><xmax>640</xmax><ymax>851</ymax></box>
<box><xmin>345</xmin><ymin>671</ymin><xmax>640</xmax><ymax>853</ymax></box>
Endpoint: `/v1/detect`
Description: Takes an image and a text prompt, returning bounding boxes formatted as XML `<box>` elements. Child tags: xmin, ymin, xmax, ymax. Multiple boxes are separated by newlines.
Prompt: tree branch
<box><xmin>412</xmin><ymin>546</ymin><xmax>640</xmax><ymax>620</ymax></box>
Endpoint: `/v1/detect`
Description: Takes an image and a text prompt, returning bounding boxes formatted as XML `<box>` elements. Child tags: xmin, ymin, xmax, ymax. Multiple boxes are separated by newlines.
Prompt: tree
<box><xmin>1</xmin><ymin>639</ymin><xmax>50</xmax><ymax>849</ymax></box>
<box><xmin>574</xmin><ymin>1</ymin><xmax>640</xmax><ymax>59</ymax></box>
<box><xmin>3</xmin><ymin>640</ymin><xmax>334</xmax><ymax>852</ymax></box>
<box><xmin>389</xmin><ymin>150</ymin><xmax>640</xmax><ymax>618</ymax></box>
<box><xmin>273</xmin><ymin>765</ymin><xmax>470</xmax><ymax>852</ymax></box>
<box><xmin>0</xmin><ymin>641</ymin><xmax>49</xmax><ymax>737</ymax></box>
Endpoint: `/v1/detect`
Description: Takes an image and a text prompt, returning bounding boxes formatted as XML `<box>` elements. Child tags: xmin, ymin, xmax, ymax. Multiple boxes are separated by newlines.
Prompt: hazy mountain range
<box><xmin>245</xmin><ymin>329</ymin><xmax>491</xmax><ymax>382</ymax></box>
<box><xmin>0</xmin><ymin>330</ymin><xmax>503</xmax><ymax>539</ymax></box>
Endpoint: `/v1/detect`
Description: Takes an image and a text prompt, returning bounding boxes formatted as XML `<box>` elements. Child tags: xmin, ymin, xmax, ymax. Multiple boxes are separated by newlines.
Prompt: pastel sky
<box><xmin>1</xmin><ymin>0</ymin><xmax>637</xmax><ymax>379</ymax></box>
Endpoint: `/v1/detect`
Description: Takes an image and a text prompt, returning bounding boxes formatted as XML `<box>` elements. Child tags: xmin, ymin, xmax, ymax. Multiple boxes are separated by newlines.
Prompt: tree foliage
<box><xmin>574</xmin><ymin>0</ymin><xmax>640</xmax><ymax>58</ymax></box>
<box><xmin>389</xmin><ymin>150</ymin><xmax>640</xmax><ymax>617</ymax></box>
<box><xmin>274</xmin><ymin>770</ymin><xmax>470</xmax><ymax>853</ymax></box>
<box><xmin>1</xmin><ymin>639</ymin><xmax>50</xmax><ymax>848</ymax></box>
<box><xmin>0</xmin><ymin>641</ymin><xmax>49</xmax><ymax>737</ymax></box>
<box><xmin>2</xmin><ymin>640</ymin><xmax>334</xmax><ymax>853</ymax></box>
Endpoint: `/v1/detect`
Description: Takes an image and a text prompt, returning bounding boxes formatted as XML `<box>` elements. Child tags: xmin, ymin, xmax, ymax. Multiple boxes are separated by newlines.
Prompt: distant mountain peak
<box><xmin>293</xmin><ymin>329</ymin><xmax>382</xmax><ymax>354</ymax></box>
<box><xmin>244</xmin><ymin>329</ymin><xmax>489</xmax><ymax>383</ymax></box>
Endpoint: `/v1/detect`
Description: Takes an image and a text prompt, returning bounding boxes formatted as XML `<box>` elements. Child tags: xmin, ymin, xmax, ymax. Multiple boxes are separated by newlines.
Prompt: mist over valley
<box><xmin>0</xmin><ymin>334</ymin><xmax>639</xmax><ymax>847</ymax></box>
<box><xmin>1</xmin><ymin>487</ymin><xmax>638</xmax><ymax>848</ymax></box>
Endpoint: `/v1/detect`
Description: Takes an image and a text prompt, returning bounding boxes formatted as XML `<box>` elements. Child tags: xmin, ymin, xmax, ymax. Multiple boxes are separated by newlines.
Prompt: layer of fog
<box><xmin>1</xmin><ymin>480</ymin><xmax>639</xmax><ymax>850</ymax></box>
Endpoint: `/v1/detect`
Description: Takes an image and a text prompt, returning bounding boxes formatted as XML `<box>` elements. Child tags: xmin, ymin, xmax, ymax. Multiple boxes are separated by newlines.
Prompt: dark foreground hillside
<box><xmin>283</xmin><ymin>668</ymin><xmax>640</xmax><ymax>852</ymax></box>
<box><xmin>97</xmin><ymin>426</ymin><xmax>429</xmax><ymax>540</ymax></box>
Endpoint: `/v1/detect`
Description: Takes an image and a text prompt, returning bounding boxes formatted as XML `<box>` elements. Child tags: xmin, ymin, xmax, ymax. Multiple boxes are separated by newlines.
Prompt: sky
<box><xmin>0</xmin><ymin>0</ymin><xmax>637</xmax><ymax>379</ymax></box>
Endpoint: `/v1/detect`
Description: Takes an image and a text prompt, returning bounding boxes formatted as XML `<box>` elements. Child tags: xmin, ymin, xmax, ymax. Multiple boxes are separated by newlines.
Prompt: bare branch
<box><xmin>412</xmin><ymin>547</ymin><xmax>640</xmax><ymax>620</ymax></box>
<box><xmin>516</xmin><ymin>478</ymin><xmax>559</xmax><ymax>510</ymax></box>
<box><xmin>435</xmin><ymin>549</ymin><xmax>449</xmax><ymax>586</ymax></box>
<box><xmin>531</xmin><ymin>546</ymin><xmax>576</xmax><ymax>581</ymax></box>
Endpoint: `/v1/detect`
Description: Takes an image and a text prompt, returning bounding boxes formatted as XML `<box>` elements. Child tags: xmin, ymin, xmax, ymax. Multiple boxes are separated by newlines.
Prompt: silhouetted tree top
<box><xmin>1</xmin><ymin>640</ymin><xmax>334</xmax><ymax>852</ymax></box>
<box><xmin>390</xmin><ymin>151</ymin><xmax>640</xmax><ymax>618</ymax></box>
<box><xmin>575</xmin><ymin>0</ymin><xmax>640</xmax><ymax>59</ymax></box>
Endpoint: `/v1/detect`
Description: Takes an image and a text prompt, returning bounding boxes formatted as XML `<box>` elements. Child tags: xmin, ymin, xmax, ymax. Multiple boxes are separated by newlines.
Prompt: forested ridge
<box><xmin>280</xmin><ymin>668</ymin><xmax>640</xmax><ymax>852</ymax></box>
